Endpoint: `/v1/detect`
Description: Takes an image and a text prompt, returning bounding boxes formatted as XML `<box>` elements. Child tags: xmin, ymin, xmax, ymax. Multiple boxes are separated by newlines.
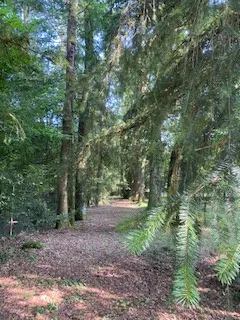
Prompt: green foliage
<box><xmin>125</xmin><ymin>207</ymin><xmax>165</xmax><ymax>255</ymax></box>
<box><xmin>116</xmin><ymin>210</ymin><xmax>148</xmax><ymax>233</ymax></box>
<box><xmin>216</xmin><ymin>245</ymin><xmax>240</xmax><ymax>286</ymax></box>
<box><xmin>171</xmin><ymin>163</ymin><xmax>240</xmax><ymax>306</ymax></box>
<box><xmin>173</xmin><ymin>196</ymin><xmax>200</xmax><ymax>307</ymax></box>
<box><xmin>124</xmin><ymin>161</ymin><xmax>240</xmax><ymax>307</ymax></box>
<box><xmin>0</xmin><ymin>3</ymin><xmax>30</xmax><ymax>87</ymax></box>
<box><xmin>60</xmin><ymin>278</ymin><xmax>85</xmax><ymax>287</ymax></box>
<box><xmin>37</xmin><ymin>278</ymin><xmax>56</xmax><ymax>288</ymax></box>
<box><xmin>0</xmin><ymin>165</ymin><xmax>57</xmax><ymax>233</ymax></box>
<box><xmin>0</xmin><ymin>0</ymin><xmax>240</xmax><ymax>311</ymax></box>
<box><xmin>46</xmin><ymin>303</ymin><xmax>58</xmax><ymax>314</ymax></box>
<box><xmin>34</xmin><ymin>303</ymin><xmax>58</xmax><ymax>315</ymax></box>
<box><xmin>173</xmin><ymin>266</ymin><xmax>199</xmax><ymax>308</ymax></box>
<box><xmin>64</xmin><ymin>293</ymin><xmax>81</xmax><ymax>303</ymax></box>
<box><xmin>115</xmin><ymin>299</ymin><xmax>133</xmax><ymax>308</ymax></box>
<box><xmin>31</xmin><ymin>276</ymin><xmax>85</xmax><ymax>289</ymax></box>
<box><xmin>0</xmin><ymin>246</ymin><xmax>15</xmax><ymax>263</ymax></box>
<box><xmin>21</xmin><ymin>241</ymin><xmax>44</xmax><ymax>250</ymax></box>
<box><xmin>34</xmin><ymin>305</ymin><xmax>46</xmax><ymax>315</ymax></box>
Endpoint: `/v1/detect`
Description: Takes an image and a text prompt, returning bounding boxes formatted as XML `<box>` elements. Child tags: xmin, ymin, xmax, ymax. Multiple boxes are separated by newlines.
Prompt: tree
<box><xmin>75</xmin><ymin>1</ymin><xmax>98</xmax><ymax>219</ymax></box>
<box><xmin>123</xmin><ymin>0</ymin><xmax>240</xmax><ymax>307</ymax></box>
<box><xmin>0</xmin><ymin>0</ymin><xmax>64</xmax><ymax>231</ymax></box>
<box><xmin>0</xmin><ymin>0</ymin><xmax>239</xmax><ymax>309</ymax></box>
<box><xmin>57</xmin><ymin>0</ymin><xmax>78</xmax><ymax>228</ymax></box>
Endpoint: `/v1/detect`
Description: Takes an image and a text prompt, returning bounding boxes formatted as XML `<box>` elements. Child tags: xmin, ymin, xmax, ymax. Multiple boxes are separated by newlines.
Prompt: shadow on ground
<box><xmin>0</xmin><ymin>200</ymin><xmax>239</xmax><ymax>319</ymax></box>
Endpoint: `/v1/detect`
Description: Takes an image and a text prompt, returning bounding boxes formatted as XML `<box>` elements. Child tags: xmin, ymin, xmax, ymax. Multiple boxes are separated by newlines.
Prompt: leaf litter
<box><xmin>0</xmin><ymin>200</ymin><xmax>239</xmax><ymax>319</ymax></box>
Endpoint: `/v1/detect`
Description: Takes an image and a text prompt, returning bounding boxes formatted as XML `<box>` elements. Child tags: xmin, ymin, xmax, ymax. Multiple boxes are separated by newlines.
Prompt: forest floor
<box><xmin>0</xmin><ymin>200</ymin><xmax>239</xmax><ymax>320</ymax></box>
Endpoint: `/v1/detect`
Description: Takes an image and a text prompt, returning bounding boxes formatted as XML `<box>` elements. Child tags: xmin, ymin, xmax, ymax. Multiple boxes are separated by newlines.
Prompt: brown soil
<box><xmin>0</xmin><ymin>200</ymin><xmax>239</xmax><ymax>320</ymax></box>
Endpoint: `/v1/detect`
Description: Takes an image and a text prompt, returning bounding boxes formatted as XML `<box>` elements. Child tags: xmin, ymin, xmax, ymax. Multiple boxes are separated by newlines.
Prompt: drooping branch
<box><xmin>76</xmin><ymin>107</ymin><xmax>151</xmax><ymax>166</ymax></box>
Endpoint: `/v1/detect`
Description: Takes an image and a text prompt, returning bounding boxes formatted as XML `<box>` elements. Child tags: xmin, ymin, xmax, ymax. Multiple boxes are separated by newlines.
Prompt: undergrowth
<box><xmin>21</xmin><ymin>241</ymin><xmax>44</xmax><ymax>250</ymax></box>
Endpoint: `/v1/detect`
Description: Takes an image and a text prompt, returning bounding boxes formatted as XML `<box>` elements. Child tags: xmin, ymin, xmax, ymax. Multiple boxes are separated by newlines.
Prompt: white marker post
<box><xmin>9</xmin><ymin>217</ymin><xmax>18</xmax><ymax>237</ymax></box>
<box><xmin>9</xmin><ymin>185</ymin><xmax>18</xmax><ymax>237</ymax></box>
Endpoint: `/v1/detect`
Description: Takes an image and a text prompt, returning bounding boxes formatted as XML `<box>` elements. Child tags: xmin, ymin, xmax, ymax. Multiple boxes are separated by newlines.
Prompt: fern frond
<box><xmin>125</xmin><ymin>207</ymin><xmax>165</xmax><ymax>255</ymax></box>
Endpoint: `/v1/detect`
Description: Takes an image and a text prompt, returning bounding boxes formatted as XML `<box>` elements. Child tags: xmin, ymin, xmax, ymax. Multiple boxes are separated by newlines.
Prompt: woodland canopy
<box><xmin>0</xmin><ymin>0</ymin><xmax>239</xmax><ymax>308</ymax></box>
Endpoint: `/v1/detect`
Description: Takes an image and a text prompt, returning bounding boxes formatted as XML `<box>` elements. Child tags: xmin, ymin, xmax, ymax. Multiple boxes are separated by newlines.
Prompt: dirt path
<box><xmin>0</xmin><ymin>200</ymin><xmax>239</xmax><ymax>319</ymax></box>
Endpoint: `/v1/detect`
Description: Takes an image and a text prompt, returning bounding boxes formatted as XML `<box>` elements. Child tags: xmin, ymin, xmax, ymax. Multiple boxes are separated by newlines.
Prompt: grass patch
<box><xmin>64</xmin><ymin>293</ymin><xmax>87</xmax><ymax>303</ymax></box>
<box><xmin>115</xmin><ymin>299</ymin><xmax>133</xmax><ymax>308</ymax></box>
<box><xmin>17</xmin><ymin>275</ymin><xmax>85</xmax><ymax>289</ymax></box>
<box><xmin>36</xmin><ymin>278</ymin><xmax>56</xmax><ymax>288</ymax></box>
<box><xmin>23</xmin><ymin>293</ymin><xmax>32</xmax><ymax>300</ymax></box>
<box><xmin>21</xmin><ymin>241</ymin><xmax>44</xmax><ymax>250</ymax></box>
<box><xmin>60</xmin><ymin>278</ymin><xmax>85</xmax><ymax>287</ymax></box>
<box><xmin>138</xmin><ymin>201</ymin><xmax>148</xmax><ymax>208</ymax></box>
<box><xmin>34</xmin><ymin>303</ymin><xmax>58</xmax><ymax>315</ymax></box>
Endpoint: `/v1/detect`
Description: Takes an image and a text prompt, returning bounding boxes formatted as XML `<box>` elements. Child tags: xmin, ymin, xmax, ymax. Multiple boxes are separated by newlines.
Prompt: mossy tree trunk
<box><xmin>167</xmin><ymin>146</ymin><xmax>183</xmax><ymax>197</ymax></box>
<box><xmin>129</xmin><ymin>158</ymin><xmax>146</xmax><ymax>202</ymax></box>
<box><xmin>57</xmin><ymin>0</ymin><xmax>78</xmax><ymax>228</ymax></box>
<box><xmin>75</xmin><ymin>5</ymin><xmax>96</xmax><ymax>220</ymax></box>
<box><xmin>148</xmin><ymin>123</ymin><xmax>163</xmax><ymax>209</ymax></box>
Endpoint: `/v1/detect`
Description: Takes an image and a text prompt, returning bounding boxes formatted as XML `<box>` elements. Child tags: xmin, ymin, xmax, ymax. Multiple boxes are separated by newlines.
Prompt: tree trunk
<box><xmin>148</xmin><ymin>123</ymin><xmax>163</xmax><ymax>209</ymax></box>
<box><xmin>166</xmin><ymin>145</ymin><xmax>183</xmax><ymax>228</ymax></box>
<box><xmin>95</xmin><ymin>155</ymin><xmax>104</xmax><ymax>206</ymax></box>
<box><xmin>95</xmin><ymin>99</ymin><xmax>107</xmax><ymax>206</ymax></box>
<box><xmin>68</xmin><ymin>163</ymin><xmax>76</xmax><ymax>226</ymax></box>
<box><xmin>148</xmin><ymin>160</ymin><xmax>162</xmax><ymax>208</ymax></box>
<box><xmin>75</xmin><ymin>5</ymin><xmax>95</xmax><ymax>219</ymax></box>
<box><xmin>167</xmin><ymin>146</ymin><xmax>183</xmax><ymax>196</ymax></box>
<box><xmin>56</xmin><ymin>0</ymin><xmax>78</xmax><ymax>228</ymax></box>
<box><xmin>129</xmin><ymin>160</ymin><xmax>145</xmax><ymax>202</ymax></box>
<box><xmin>75</xmin><ymin>113</ymin><xmax>86</xmax><ymax>220</ymax></box>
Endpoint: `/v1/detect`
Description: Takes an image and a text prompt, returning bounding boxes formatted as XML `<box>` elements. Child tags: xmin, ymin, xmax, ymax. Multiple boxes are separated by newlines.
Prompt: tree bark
<box><xmin>56</xmin><ymin>0</ymin><xmax>78</xmax><ymax>228</ymax></box>
<box><xmin>167</xmin><ymin>146</ymin><xmax>183</xmax><ymax>196</ymax></box>
<box><xmin>148</xmin><ymin>123</ymin><xmax>163</xmax><ymax>209</ymax></box>
<box><xmin>132</xmin><ymin>166</ymin><xmax>145</xmax><ymax>202</ymax></box>
<box><xmin>75</xmin><ymin>5</ymin><xmax>96</xmax><ymax>219</ymax></box>
<box><xmin>95</xmin><ymin>154</ymin><xmax>104</xmax><ymax>206</ymax></box>
<box><xmin>128</xmin><ymin>155</ymin><xmax>146</xmax><ymax>202</ymax></box>
<box><xmin>166</xmin><ymin>145</ymin><xmax>183</xmax><ymax>228</ymax></box>
<box><xmin>75</xmin><ymin>112</ymin><xmax>86</xmax><ymax>220</ymax></box>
